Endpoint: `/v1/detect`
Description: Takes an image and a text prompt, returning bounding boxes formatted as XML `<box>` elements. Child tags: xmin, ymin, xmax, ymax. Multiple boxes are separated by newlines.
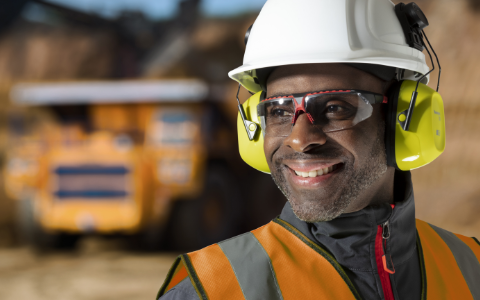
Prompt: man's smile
<box><xmin>283</xmin><ymin>161</ymin><xmax>344</xmax><ymax>187</ymax></box>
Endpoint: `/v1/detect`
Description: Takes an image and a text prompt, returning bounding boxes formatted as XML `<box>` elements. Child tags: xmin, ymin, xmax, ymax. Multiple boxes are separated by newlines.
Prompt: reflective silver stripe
<box><xmin>218</xmin><ymin>232</ymin><xmax>283</xmax><ymax>300</ymax></box>
<box><xmin>430</xmin><ymin>224</ymin><xmax>480</xmax><ymax>299</ymax></box>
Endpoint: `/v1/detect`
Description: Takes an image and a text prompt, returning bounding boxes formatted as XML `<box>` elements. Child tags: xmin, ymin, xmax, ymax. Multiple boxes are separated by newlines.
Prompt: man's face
<box><xmin>265</xmin><ymin>63</ymin><xmax>395</xmax><ymax>223</ymax></box>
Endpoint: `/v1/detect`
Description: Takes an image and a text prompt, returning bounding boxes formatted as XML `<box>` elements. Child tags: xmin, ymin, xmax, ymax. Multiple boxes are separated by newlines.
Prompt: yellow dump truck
<box><xmin>5</xmin><ymin>79</ymin><xmax>245</xmax><ymax>250</ymax></box>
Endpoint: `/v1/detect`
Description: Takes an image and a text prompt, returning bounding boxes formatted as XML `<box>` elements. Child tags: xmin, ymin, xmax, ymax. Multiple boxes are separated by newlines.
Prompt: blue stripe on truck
<box><xmin>55</xmin><ymin>190</ymin><xmax>128</xmax><ymax>198</ymax></box>
<box><xmin>54</xmin><ymin>166</ymin><xmax>129</xmax><ymax>175</ymax></box>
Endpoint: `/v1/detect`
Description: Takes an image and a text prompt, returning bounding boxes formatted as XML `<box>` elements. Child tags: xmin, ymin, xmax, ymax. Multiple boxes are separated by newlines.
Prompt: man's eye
<box><xmin>327</xmin><ymin>105</ymin><xmax>346</xmax><ymax>113</ymax></box>
<box><xmin>324</xmin><ymin>103</ymin><xmax>357</xmax><ymax>120</ymax></box>
<box><xmin>271</xmin><ymin>108</ymin><xmax>293</xmax><ymax>117</ymax></box>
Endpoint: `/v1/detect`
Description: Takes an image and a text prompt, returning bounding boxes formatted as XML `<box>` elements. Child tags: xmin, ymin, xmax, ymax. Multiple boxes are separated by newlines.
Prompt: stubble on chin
<box><xmin>271</xmin><ymin>163</ymin><xmax>353</xmax><ymax>223</ymax></box>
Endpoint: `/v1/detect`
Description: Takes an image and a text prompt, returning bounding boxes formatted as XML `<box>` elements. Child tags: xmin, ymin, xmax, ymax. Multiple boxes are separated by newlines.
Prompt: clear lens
<box><xmin>305</xmin><ymin>93</ymin><xmax>373</xmax><ymax>132</ymax></box>
<box><xmin>259</xmin><ymin>93</ymin><xmax>373</xmax><ymax>137</ymax></box>
<box><xmin>261</xmin><ymin>97</ymin><xmax>295</xmax><ymax>137</ymax></box>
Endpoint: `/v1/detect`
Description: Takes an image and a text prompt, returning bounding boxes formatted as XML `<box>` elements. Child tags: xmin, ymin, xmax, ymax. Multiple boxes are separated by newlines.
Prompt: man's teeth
<box><xmin>294</xmin><ymin>165</ymin><xmax>337</xmax><ymax>178</ymax></box>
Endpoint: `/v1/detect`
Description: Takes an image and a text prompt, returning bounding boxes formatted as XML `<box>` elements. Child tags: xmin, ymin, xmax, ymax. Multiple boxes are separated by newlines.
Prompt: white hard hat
<box><xmin>228</xmin><ymin>0</ymin><xmax>430</xmax><ymax>93</ymax></box>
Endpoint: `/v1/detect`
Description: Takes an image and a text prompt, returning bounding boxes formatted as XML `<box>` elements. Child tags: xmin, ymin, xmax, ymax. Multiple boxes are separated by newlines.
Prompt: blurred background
<box><xmin>0</xmin><ymin>0</ymin><xmax>478</xmax><ymax>299</ymax></box>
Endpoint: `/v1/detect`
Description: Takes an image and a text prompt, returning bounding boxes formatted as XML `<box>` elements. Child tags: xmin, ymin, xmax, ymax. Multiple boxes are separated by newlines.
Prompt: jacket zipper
<box><xmin>375</xmin><ymin>218</ymin><xmax>396</xmax><ymax>300</ymax></box>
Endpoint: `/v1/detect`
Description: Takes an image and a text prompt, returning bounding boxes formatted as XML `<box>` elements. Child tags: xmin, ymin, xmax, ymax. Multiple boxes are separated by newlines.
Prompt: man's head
<box><xmin>264</xmin><ymin>63</ymin><xmax>396</xmax><ymax>223</ymax></box>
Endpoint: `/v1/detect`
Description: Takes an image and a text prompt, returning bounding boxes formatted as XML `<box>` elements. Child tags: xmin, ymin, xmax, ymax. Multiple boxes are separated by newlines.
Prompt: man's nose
<box><xmin>283</xmin><ymin>112</ymin><xmax>327</xmax><ymax>152</ymax></box>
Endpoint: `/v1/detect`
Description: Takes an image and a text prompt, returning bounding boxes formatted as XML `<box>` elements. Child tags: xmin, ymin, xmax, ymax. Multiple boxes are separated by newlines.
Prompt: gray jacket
<box><xmin>158</xmin><ymin>171</ymin><xmax>421</xmax><ymax>300</ymax></box>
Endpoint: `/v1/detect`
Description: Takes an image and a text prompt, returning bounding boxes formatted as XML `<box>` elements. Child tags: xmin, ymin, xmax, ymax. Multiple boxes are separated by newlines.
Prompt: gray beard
<box><xmin>271</xmin><ymin>127</ymin><xmax>388</xmax><ymax>223</ymax></box>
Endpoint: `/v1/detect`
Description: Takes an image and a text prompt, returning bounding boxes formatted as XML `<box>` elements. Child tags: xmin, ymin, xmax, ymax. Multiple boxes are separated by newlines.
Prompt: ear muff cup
<box><xmin>237</xmin><ymin>91</ymin><xmax>271</xmax><ymax>173</ymax></box>
<box><xmin>385</xmin><ymin>80</ymin><xmax>446</xmax><ymax>171</ymax></box>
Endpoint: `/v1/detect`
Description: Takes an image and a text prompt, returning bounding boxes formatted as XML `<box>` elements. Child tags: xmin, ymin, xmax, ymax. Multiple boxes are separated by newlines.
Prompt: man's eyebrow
<box><xmin>267</xmin><ymin>89</ymin><xmax>358</xmax><ymax>98</ymax></box>
<box><xmin>266</xmin><ymin>92</ymin><xmax>291</xmax><ymax>98</ymax></box>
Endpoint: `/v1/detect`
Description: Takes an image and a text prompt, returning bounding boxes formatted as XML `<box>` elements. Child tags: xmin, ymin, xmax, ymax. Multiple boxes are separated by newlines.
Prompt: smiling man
<box><xmin>265</xmin><ymin>63</ymin><xmax>393</xmax><ymax>224</ymax></box>
<box><xmin>157</xmin><ymin>1</ymin><xmax>480</xmax><ymax>299</ymax></box>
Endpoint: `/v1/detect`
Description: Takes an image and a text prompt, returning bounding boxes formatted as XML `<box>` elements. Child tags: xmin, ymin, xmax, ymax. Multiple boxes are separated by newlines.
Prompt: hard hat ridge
<box><xmin>229</xmin><ymin>0</ymin><xmax>430</xmax><ymax>93</ymax></box>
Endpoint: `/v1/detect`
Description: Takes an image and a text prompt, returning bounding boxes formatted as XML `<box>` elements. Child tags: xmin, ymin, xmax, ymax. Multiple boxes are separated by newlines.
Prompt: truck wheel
<box><xmin>168</xmin><ymin>163</ymin><xmax>243</xmax><ymax>251</ymax></box>
<box><xmin>16</xmin><ymin>197</ymin><xmax>79</xmax><ymax>251</ymax></box>
<box><xmin>129</xmin><ymin>223</ymin><xmax>166</xmax><ymax>252</ymax></box>
<box><xmin>54</xmin><ymin>233</ymin><xmax>80</xmax><ymax>250</ymax></box>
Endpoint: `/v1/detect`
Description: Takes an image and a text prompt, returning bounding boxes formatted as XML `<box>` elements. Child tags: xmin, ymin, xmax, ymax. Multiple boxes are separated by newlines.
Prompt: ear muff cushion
<box><xmin>385</xmin><ymin>81</ymin><xmax>402</xmax><ymax>169</ymax></box>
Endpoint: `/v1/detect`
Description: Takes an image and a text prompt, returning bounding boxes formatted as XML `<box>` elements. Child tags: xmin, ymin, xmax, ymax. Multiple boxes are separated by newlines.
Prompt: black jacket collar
<box><xmin>279</xmin><ymin>170</ymin><xmax>417</xmax><ymax>271</ymax></box>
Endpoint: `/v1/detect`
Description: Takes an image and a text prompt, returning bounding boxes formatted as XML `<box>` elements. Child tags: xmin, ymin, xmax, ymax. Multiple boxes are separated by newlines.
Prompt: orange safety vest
<box><xmin>158</xmin><ymin>218</ymin><xmax>480</xmax><ymax>300</ymax></box>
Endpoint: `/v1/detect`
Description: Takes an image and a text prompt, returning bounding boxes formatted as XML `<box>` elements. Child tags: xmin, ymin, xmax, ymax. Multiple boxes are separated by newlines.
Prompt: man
<box><xmin>158</xmin><ymin>1</ymin><xmax>480</xmax><ymax>299</ymax></box>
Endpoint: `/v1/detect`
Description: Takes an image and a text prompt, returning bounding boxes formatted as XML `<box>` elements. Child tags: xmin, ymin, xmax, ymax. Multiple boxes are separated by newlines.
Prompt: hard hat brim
<box><xmin>229</xmin><ymin>56</ymin><xmax>430</xmax><ymax>93</ymax></box>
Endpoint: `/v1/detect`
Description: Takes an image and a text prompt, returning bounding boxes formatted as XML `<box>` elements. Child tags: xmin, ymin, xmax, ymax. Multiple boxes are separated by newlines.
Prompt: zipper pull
<box><xmin>382</xmin><ymin>221</ymin><xmax>395</xmax><ymax>274</ymax></box>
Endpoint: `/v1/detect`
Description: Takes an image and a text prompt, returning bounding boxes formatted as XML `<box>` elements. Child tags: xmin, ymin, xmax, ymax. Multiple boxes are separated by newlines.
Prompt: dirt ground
<box><xmin>0</xmin><ymin>238</ymin><xmax>178</xmax><ymax>300</ymax></box>
<box><xmin>0</xmin><ymin>181</ymin><xmax>479</xmax><ymax>300</ymax></box>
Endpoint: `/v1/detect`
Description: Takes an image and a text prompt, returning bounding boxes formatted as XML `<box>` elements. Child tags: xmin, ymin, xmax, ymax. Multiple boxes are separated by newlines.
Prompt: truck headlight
<box><xmin>114</xmin><ymin>134</ymin><xmax>133</xmax><ymax>152</ymax></box>
<box><xmin>7</xmin><ymin>158</ymin><xmax>38</xmax><ymax>176</ymax></box>
<box><xmin>157</xmin><ymin>159</ymin><xmax>192</xmax><ymax>184</ymax></box>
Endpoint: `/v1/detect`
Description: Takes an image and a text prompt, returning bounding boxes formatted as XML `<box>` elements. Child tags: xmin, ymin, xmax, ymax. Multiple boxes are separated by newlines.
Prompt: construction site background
<box><xmin>0</xmin><ymin>0</ymin><xmax>479</xmax><ymax>299</ymax></box>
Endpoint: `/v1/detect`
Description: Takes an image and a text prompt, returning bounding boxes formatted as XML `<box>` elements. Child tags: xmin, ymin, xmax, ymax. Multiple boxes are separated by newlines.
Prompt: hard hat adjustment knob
<box><xmin>395</xmin><ymin>2</ymin><xmax>428</xmax><ymax>51</ymax></box>
<box><xmin>404</xmin><ymin>3</ymin><xmax>429</xmax><ymax>29</ymax></box>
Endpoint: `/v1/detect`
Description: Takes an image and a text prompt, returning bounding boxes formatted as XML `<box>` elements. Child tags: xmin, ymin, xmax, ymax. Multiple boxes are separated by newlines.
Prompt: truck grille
<box><xmin>53</xmin><ymin>165</ymin><xmax>130</xmax><ymax>200</ymax></box>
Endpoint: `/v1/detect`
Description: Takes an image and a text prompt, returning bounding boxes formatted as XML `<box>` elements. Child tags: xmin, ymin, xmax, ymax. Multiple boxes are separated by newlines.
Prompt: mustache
<box><xmin>274</xmin><ymin>148</ymin><xmax>346</xmax><ymax>163</ymax></box>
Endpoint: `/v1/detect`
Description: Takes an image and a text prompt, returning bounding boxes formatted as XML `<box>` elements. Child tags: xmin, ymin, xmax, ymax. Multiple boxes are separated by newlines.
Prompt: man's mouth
<box><xmin>292</xmin><ymin>164</ymin><xmax>339</xmax><ymax>178</ymax></box>
<box><xmin>283</xmin><ymin>161</ymin><xmax>344</xmax><ymax>187</ymax></box>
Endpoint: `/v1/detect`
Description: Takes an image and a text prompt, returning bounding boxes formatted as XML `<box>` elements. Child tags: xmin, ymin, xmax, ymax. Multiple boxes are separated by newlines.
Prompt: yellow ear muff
<box><xmin>237</xmin><ymin>91</ymin><xmax>270</xmax><ymax>173</ymax></box>
<box><xmin>389</xmin><ymin>80</ymin><xmax>446</xmax><ymax>170</ymax></box>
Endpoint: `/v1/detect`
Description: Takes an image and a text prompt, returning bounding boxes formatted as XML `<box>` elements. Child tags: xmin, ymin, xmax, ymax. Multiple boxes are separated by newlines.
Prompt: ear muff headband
<box><xmin>238</xmin><ymin>80</ymin><xmax>445</xmax><ymax>173</ymax></box>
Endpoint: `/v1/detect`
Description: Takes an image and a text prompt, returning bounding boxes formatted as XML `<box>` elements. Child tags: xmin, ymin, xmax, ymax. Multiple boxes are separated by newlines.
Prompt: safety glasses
<box><xmin>257</xmin><ymin>90</ymin><xmax>387</xmax><ymax>137</ymax></box>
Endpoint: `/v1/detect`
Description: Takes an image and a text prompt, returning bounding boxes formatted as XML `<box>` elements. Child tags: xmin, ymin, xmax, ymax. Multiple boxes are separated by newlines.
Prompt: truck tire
<box><xmin>167</xmin><ymin>163</ymin><xmax>243</xmax><ymax>251</ymax></box>
<box><xmin>16</xmin><ymin>197</ymin><xmax>79</xmax><ymax>251</ymax></box>
<box><xmin>128</xmin><ymin>222</ymin><xmax>167</xmax><ymax>252</ymax></box>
